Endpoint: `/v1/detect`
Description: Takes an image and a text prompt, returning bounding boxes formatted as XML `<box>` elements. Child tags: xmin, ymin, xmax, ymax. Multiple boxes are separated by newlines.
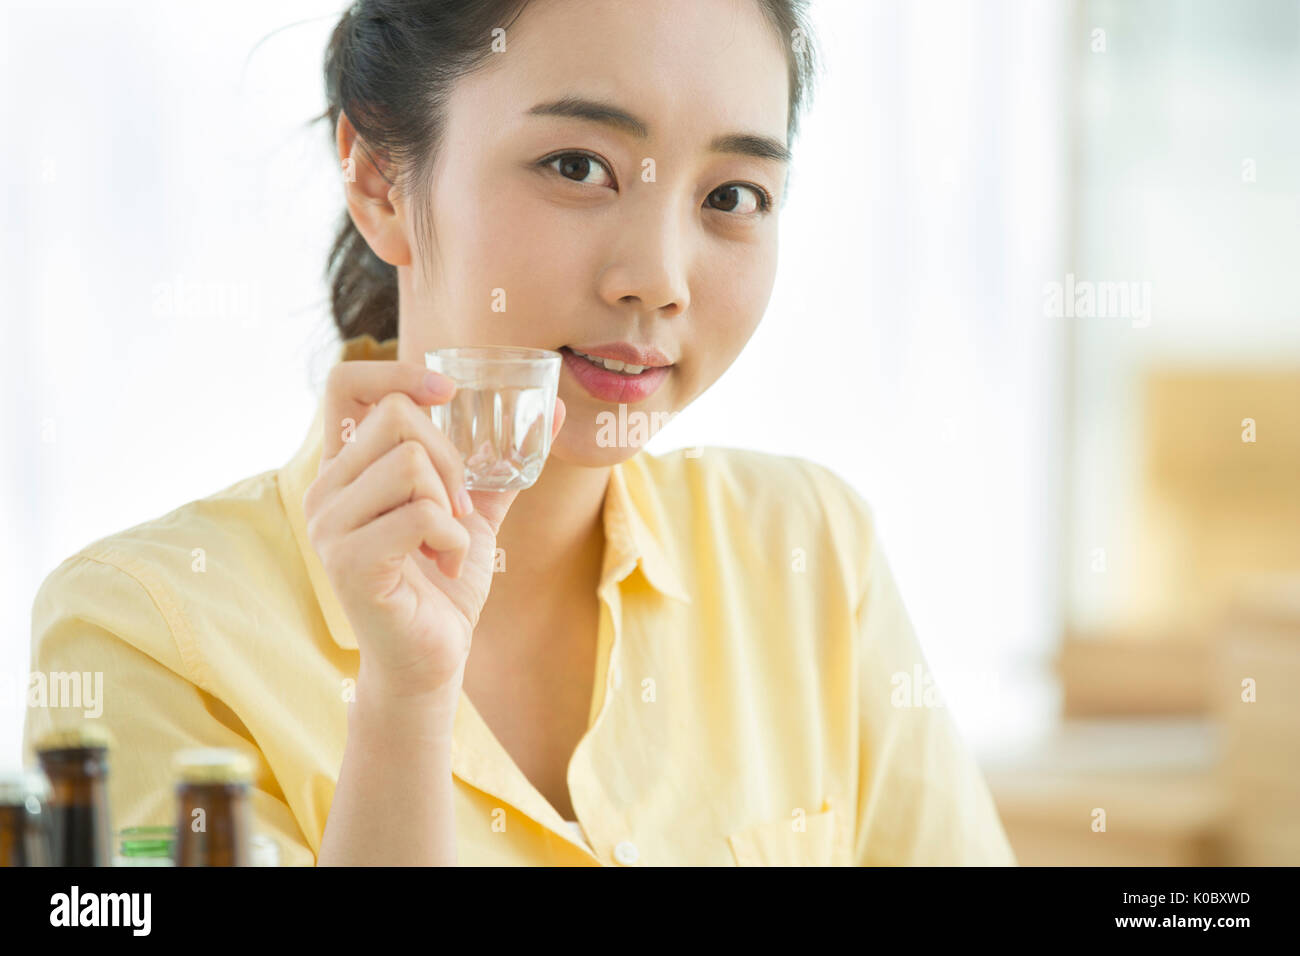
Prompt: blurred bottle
<box><xmin>0</xmin><ymin>769</ymin><xmax>52</xmax><ymax>866</ymax></box>
<box><xmin>172</xmin><ymin>748</ymin><xmax>253</xmax><ymax>866</ymax></box>
<box><xmin>36</xmin><ymin>726</ymin><xmax>114</xmax><ymax>867</ymax></box>
<box><xmin>115</xmin><ymin>825</ymin><xmax>280</xmax><ymax>866</ymax></box>
<box><xmin>114</xmin><ymin>825</ymin><xmax>175</xmax><ymax>866</ymax></box>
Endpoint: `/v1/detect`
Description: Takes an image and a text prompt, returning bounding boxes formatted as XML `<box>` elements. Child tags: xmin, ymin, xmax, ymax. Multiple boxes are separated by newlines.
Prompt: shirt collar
<box><xmin>600</xmin><ymin>443</ymin><xmax>694</xmax><ymax>606</ymax></box>
<box><xmin>277</xmin><ymin>334</ymin><xmax>691</xmax><ymax>653</ymax></box>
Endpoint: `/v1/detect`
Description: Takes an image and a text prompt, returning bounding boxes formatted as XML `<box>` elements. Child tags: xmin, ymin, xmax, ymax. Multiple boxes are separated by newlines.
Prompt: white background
<box><xmin>4</xmin><ymin>0</ymin><xmax>1076</xmax><ymax>766</ymax></box>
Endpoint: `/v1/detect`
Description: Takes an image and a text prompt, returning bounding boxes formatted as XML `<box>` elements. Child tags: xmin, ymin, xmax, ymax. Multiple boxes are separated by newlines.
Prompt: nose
<box><xmin>596</xmin><ymin>202</ymin><xmax>691</xmax><ymax>318</ymax></box>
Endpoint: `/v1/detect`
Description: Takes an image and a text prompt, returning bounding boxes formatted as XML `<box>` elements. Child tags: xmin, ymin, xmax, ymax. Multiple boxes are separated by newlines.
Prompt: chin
<box><xmin>548</xmin><ymin>419</ymin><xmax>657</xmax><ymax>469</ymax></box>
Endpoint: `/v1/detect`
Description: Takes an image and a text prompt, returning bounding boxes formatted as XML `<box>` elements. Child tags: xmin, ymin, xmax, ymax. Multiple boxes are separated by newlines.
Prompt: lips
<box><xmin>563</xmin><ymin>341</ymin><xmax>673</xmax><ymax>369</ymax></box>
<box><xmin>560</xmin><ymin>346</ymin><xmax>672</xmax><ymax>404</ymax></box>
<box><xmin>568</xmin><ymin>347</ymin><xmax>651</xmax><ymax>374</ymax></box>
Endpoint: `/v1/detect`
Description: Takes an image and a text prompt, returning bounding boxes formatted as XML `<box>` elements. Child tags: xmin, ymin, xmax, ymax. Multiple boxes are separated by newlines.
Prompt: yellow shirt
<box><xmin>24</xmin><ymin>333</ymin><xmax>1016</xmax><ymax>866</ymax></box>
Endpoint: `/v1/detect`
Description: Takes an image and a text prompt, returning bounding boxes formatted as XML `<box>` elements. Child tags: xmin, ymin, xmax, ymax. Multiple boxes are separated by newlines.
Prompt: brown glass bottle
<box><xmin>35</xmin><ymin>726</ymin><xmax>114</xmax><ymax>867</ymax></box>
<box><xmin>0</xmin><ymin>770</ymin><xmax>52</xmax><ymax>866</ymax></box>
<box><xmin>173</xmin><ymin>749</ymin><xmax>253</xmax><ymax>866</ymax></box>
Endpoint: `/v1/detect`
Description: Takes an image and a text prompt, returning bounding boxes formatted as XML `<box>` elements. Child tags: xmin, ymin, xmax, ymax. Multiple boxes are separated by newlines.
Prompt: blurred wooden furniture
<box><xmin>984</xmin><ymin>718</ymin><xmax>1229</xmax><ymax>866</ymax></box>
<box><xmin>1136</xmin><ymin>369</ymin><xmax>1300</xmax><ymax>635</ymax></box>
<box><xmin>1212</xmin><ymin>573</ymin><xmax>1300</xmax><ymax>865</ymax></box>
<box><xmin>990</xmin><ymin>574</ymin><xmax>1300</xmax><ymax>865</ymax></box>
<box><xmin>1059</xmin><ymin>632</ymin><xmax>1209</xmax><ymax>716</ymax></box>
<box><xmin>984</xmin><ymin>369</ymin><xmax>1299</xmax><ymax>864</ymax></box>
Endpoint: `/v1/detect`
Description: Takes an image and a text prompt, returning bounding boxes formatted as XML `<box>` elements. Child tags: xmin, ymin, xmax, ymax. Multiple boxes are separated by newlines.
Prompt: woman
<box><xmin>25</xmin><ymin>0</ymin><xmax>1016</xmax><ymax>866</ymax></box>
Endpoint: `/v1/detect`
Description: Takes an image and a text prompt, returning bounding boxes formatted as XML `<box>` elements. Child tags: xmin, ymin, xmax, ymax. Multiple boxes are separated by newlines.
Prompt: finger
<box><xmin>551</xmin><ymin>396</ymin><xmax>566</xmax><ymax>440</ymax></box>
<box><xmin>320</xmin><ymin>360</ymin><xmax>456</xmax><ymax>464</ymax></box>
<box><xmin>341</xmin><ymin>498</ymin><xmax>471</xmax><ymax>584</ymax></box>
<box><xmin>311</xmin><ymin>390</ymin><xmax>471</xmax><ymax>519</ymax></box>
<box><xmin>313</xmin><ymin>438</ymin><xmax>453</xmax><ymax>542</ymax></box>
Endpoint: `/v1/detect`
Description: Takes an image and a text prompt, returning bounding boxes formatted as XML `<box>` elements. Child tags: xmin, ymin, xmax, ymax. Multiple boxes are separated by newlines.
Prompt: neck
<box><xmin>482</xmin><ymin>453</ymin><xmax>611</xmax><ymax>621</ymax></box>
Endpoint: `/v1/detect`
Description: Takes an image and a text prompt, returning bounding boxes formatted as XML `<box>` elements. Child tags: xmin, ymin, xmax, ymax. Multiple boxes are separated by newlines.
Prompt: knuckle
<box><xmin>399</xmin><ymin>439</ymin><xmax>427</xmax><ymax>481</ymax></box>
<box><xmin>315</xmin><ymin>538</ymin><xmax>336</xmax><ymax>575</ymax></box>
<box><xmin>376</xmin><ymin>390</ymin><xmax>409</xmax><ymax>421</ymax></box>
<box><xmin>401</xmin><ymin>436</ymin><xmax>425</xmax><ymax>463</ymax></box>
<box><xmin>414</xmin><ymin>496</ymin><xmax>440</xmax><ymax>524</ymax></box>
<box><xmin>306</xmin><ymin>510</ymin><xmax>329</xmax><ymax>554</ymax></box>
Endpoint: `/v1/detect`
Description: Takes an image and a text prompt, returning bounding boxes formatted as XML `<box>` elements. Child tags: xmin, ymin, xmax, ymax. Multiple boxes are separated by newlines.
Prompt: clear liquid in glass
<box><xmin>431</xmin><ymin>383</ymin><xmax>553</xmax><ymax>491</ymax></box>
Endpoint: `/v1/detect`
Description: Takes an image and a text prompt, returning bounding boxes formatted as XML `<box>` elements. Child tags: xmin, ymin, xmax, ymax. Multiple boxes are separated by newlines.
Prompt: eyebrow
<box><xmin>526</xmin><ymin>95</ymin><xmax>792</xmax><ymax>165</ymax></box>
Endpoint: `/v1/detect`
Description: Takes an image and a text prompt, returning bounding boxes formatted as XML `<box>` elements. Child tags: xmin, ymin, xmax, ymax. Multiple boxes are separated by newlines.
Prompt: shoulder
<box><xmin>38</xmin><ymin>468</ymin><xmax>286</xmax><ymax>587</ymax></box>
<box><xmin>31</xmin><ymin>469</ymin><xmax>289</xmax><ymax>682</ymax></box>
<box><xmin>630</xmin><ymin>445</ymin><xmax>878</xmax><ymax>597</ymax></box>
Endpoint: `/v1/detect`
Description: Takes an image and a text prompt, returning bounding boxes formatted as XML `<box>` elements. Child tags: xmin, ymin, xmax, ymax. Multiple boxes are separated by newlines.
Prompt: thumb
<box><xmin>464</xmin><ymin>396</ymin><xmax>566</xmax><ymax>534</ymax></box>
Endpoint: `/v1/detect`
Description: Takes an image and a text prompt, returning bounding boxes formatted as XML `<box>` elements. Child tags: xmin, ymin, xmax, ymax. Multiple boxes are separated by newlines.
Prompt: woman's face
<box><xmin>392</xmin><ymin>0</ymin><xmax>791</xmax><ymax>466</ymax></box>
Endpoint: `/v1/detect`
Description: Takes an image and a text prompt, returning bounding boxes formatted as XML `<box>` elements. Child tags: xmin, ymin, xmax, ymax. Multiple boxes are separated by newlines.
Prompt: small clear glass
<box><xmin>425</xmin><ymin>346</ymin><xmax>562</xmax><ymax>491</ymax></box>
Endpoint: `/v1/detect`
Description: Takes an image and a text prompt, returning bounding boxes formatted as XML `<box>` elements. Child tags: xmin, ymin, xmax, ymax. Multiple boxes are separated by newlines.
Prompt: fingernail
<box><xmin>455</xmin><ymin>488</ymin><xmax>474</xmax><ymax>516</ymax></box>
<box><xmin>424</xmin><ymin>371</ymin><xmax>454</xmax><ymax>397</ymax></box>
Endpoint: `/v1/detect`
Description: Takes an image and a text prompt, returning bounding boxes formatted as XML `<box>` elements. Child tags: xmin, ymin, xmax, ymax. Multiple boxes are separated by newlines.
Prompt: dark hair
<box><xmin>316</xmin><ymin>0</ymin><xmax>821</xmax><ymax>343</ymax></box>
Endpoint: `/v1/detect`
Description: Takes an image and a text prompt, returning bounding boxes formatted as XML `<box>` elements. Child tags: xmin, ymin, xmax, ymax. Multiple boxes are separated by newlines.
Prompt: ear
<box><xmin>336</xmin><ymin>111</ymin><xmax>412</xmax><ymax>267</ymax></box>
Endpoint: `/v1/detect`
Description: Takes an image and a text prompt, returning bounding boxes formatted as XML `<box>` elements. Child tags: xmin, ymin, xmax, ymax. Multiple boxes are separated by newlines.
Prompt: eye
<box><xmin>706</xmin><ymin>183</ymin><xmax>772</xmax><ymax>216</ymax></box>
<box><xmin>541</xmin><ymin>151</ymin><xmax>616</xmax><ymax>188</ymax></box>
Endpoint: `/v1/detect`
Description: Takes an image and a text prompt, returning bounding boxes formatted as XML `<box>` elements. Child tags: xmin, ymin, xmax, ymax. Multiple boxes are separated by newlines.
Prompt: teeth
<box><xmin>571</xmin><ymin>348</ymin><xmax>645</xmax><ymax>374</ymax></box>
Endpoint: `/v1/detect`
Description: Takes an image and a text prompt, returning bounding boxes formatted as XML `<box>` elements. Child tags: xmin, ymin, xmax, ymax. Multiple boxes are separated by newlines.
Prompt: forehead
<box><xmin>455</xmin><ymin>0</ymin><xmax>790</xmax><ymax>147</ymax></box>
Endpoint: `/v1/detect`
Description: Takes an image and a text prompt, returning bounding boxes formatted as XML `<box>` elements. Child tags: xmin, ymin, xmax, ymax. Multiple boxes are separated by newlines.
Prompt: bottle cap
<box><xmin>35</xmin><ymin>724</ymin><xmax>114</xmax><ymax>752</ymax></box>
<box><xmin>172</xmin><ymin>748</ymin><xmax>254</xmax><ymax>785</ymax></box>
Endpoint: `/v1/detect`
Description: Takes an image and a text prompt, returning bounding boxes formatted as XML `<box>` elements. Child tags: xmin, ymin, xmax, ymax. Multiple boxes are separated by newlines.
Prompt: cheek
<box><xmin>690</xmin><ymin>243</ymin><xmax>776</xmax><ymax>377</ymax></box>
<box><xmin>441</xmin><ymin>179</ymin><xmax>581</xmax><ymax>343</ymax></box>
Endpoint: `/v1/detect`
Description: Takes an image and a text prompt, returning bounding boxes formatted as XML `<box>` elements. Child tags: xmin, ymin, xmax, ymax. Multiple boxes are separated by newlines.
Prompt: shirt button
<box><xmin>613</xmin><ymin>840</ymin><xmax>639</xmax><ymax>865</ymax></box>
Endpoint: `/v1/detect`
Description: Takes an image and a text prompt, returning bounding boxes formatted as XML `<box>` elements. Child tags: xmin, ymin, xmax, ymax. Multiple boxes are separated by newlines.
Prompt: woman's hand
<box><xmin>302</xmin><ymin>359</ymin><xmax>565</xmax><ymax>703</ymax></box>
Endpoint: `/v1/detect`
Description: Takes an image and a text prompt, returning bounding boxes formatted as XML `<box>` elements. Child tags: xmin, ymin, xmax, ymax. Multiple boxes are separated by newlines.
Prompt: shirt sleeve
<box><xmin>24</xmin><ymin>553</ymin><xmax>316</xmax><ymax>866</ymax></box>
<box><xmin>847</xmin><ymin>502</ymin><xmax>1018</xmax><ymax>866</ymax></box>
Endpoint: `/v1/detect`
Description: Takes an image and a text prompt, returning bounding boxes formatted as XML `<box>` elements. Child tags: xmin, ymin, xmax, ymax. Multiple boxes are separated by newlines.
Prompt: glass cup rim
<box><xmin>425</xmin><ymin>346</ymin><xmax>561</xmax><ymax>366</ymax></box>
